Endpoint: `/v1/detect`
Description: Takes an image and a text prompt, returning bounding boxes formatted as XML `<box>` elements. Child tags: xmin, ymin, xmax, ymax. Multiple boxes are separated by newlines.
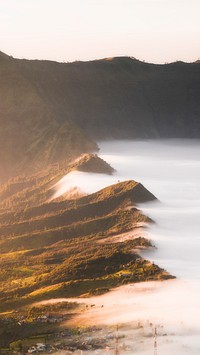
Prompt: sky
<box><xmin>0</xmin><ymin>0</ymin><xmax>200</xmax><ymax>64</ymax></box>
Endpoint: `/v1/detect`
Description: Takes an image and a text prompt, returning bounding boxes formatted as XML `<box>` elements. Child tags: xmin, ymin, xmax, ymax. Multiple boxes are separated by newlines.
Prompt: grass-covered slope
<box><xmin>0</xmin><ymin>174</ymin><xmax>174</xmax><ymax>350</ymax></box>
<box><xmin>0</xmin><ymin>153</ymin><xmax>115</xmax><ymax>213</ymax></box>
<box><xmin>0</xmin><ymin>180</ymin><xmax>155</xmax><ymax>251</ymax></box>
<box><xmin>68</xmin><ymin>153</ymin><xmax>115</xmax><ymax>174</ymax></box>
<box><xmin>0</xmin><ymin>179</ymin><xmax>173</xmax><ymax>312</ymax></box>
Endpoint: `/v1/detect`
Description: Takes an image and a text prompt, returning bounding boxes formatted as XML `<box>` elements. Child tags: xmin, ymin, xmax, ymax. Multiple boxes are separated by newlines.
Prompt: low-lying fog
<box><xmin>53</xmin><ymin>140</ymin><xmax>200</xmax><ymax>354</ymax></box>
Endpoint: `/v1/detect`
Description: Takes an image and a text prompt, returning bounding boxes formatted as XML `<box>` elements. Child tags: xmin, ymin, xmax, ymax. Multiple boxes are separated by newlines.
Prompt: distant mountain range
<box><xmin>1</xmin><ymin>51</ymin><xmax>200</xmax><ymax>180</ymax></box>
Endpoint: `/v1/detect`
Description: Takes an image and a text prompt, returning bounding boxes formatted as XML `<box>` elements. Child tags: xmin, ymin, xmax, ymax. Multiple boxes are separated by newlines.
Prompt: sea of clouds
<box><xmin>53</xmin><ymin>139</ymin><xmax>200</xmax><ymax>354</ymax></box>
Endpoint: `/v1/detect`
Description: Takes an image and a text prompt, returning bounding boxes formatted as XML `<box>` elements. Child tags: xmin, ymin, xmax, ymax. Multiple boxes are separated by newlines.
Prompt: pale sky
<box><xmin>0</xmin><ymin>0</ymin><xmax>200</xmax><ymax>63</ymax></box>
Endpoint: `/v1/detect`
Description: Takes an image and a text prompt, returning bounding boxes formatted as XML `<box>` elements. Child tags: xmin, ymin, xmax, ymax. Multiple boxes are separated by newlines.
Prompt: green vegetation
<box><xmin>0</xmin><ymin>140</ymin><xmax>173</xmax><ymax>349</ymax></box>
<box><xmin>0</xmin><ymin>178</ymin><xmax>173</xmax><ymax>318</ymax></box>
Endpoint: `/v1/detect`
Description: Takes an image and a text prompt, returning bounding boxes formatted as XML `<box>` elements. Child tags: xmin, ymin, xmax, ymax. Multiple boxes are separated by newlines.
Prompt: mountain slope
<box><xmin>0</xmin><ymin>180</ymin><xmax>156</xmax><ymax>251</ymax></box>
<box><xmin>0</xmin><ymin>179</ymin><xmax>173</xmax><ymax>316</ymax></box>
<box><xmin>1</xmin><ymin>52</ymin><xmax>200</xmax><ymax>180</ymax></box>
<box><xmin>15</xmin><ymin>55</ymin><xmax>200</xmax><ymax>139</ymax></box>
<box><xmin>0</xmin><ymin>52</ymin><xmax>97</xmax><ymax>181</ymax></box>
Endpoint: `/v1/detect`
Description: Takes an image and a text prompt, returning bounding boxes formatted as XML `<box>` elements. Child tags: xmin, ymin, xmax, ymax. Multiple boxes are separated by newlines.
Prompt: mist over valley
<box><xmin>1</xmin><ymin>52</ymin><xmax>200</xmax><ymax>353</ymax></box>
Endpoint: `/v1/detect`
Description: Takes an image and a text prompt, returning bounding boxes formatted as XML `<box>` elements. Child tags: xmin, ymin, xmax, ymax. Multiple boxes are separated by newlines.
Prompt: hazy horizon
<box><xmin>1</xmin><ymin>0</ymin><xmax>200</xmax><ymax>64</ymax></box>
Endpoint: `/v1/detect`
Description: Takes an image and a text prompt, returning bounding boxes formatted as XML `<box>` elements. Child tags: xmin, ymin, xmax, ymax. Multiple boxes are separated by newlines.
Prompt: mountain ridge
<box><xmin>2</xmin><ymin>50</ymin><xmax>200</xmax><ymax>65</ymax></box>
<box><xmin>1</xmin><ymin>51</ymin><xmax>200</xmax><ymax>180</ymax></box>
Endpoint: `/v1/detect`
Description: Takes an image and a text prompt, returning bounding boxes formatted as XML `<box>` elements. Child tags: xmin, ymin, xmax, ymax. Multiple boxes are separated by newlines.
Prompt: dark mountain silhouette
<box><xmin>1</xmin><ymin>51</ymin><xmax>200</xmax><ymax>180</ymax></box>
